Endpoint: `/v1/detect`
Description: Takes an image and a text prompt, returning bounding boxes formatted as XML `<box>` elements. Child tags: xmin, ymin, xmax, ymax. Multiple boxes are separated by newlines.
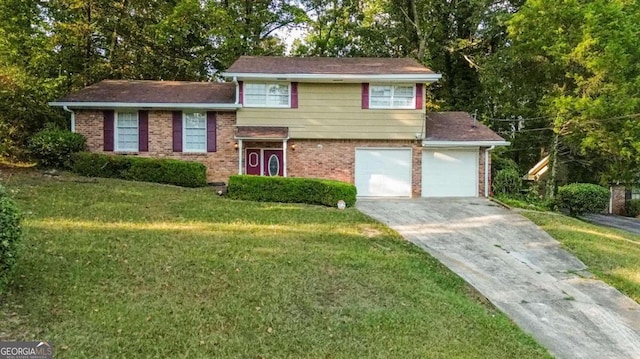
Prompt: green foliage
<box><xmin>0</xmin><ymin>184</ymin><xmax>22</xmax><ymax>294</ymax></box>
<box><xmin>71</xmin><ymin>152</ymin><xmax>207</xmax><ymax>188</ymax></box>
<box><xmin>492</xmin><ymin>167</ymin><xmax>522</xmax><ymax>195</ymax></box>
<box><xmin>626</xmin><ymin>199</ymin><xmax>640</xmax><ymax>218</ymax></box>
<box><xmin>228</xmin><ymin>175</ymin><xmax>357</xmax><ymax>208</ymax></box>
<box><xmin>556</xmin><ymin>183</ymin><xmax>609</xmax><ymax>216</ymax></box>
<box><xmin>28</xmin><ymin>127</ymin><xmax>86</xmax><ymax>168</ymax></box>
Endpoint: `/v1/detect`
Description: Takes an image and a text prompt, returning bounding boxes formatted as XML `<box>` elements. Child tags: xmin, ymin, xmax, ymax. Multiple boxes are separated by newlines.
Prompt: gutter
<box><xmin>221</xmin><ymin>72</ymin><xmax>442</xmax><ymax>83</ymax></box>
<box><xmin>422</xmin><ymin>140</ymin><xmax>510</xmax><ymax>148</ymax></box>
<box><xmin>49</xmin><ymin>102</ymin><xmax>242</xmax><ymax>110</ymax></box>
<box><xmin>232</xmin><ymin>76</ymin><xmax>240</xmax><ymax>105</ymax></box>
<box><xmin>62</xmin><ymin>105</ymin><xmax>75</xmax><ymax>132</ymax></box>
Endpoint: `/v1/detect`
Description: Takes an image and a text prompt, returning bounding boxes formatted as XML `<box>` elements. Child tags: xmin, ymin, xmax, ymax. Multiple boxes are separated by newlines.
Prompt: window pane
<box><xmin>245</xmin><ymin>82</ymin><xmax>289</xmax><ymax>107</ymax></box>
<box><xmin>183</xmin><ymin>112</ymin><xmax>206</xmax><ymax>152</ymax></box>
<box><xmin>394</xmin><ymin>86</ymin><xmax>413</xmax><ymax>97</ymax></box>
<box><xmin>371</xmin><ymin>86</ymin><xmax>391</xmax><ymax>97</ymax></box>
<box><xmin>116</xmin><ymin>112</ymin><xmax>138</xmax><ymax>151</ymax></box>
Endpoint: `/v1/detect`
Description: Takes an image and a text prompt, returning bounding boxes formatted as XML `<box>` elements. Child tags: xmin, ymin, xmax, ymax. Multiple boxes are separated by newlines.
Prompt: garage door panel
<box><xmin>422</xmin><ymin>149</ymin><xmax>478</xmax><ymax>197</ymax></box>
<box><xmin>355</xmin><ymin>149</ymin><xmax>412</xmax><ymax>197</ymax></box>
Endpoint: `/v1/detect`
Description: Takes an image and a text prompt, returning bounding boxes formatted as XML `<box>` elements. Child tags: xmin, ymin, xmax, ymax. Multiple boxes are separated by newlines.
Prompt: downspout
<box><xmin>485</xmin><ymin>146</ymin><xmax>495</xmax><ymax>197</ymax></box>
<box><xmin>63</xmin><ymin>106</ymin><xmax>75</xmax><ymax>132</ymax></box>
<box><xmin>232</xmin><ymin>76</ymin><xmax>239</xmax><ymax>105</ymax></box>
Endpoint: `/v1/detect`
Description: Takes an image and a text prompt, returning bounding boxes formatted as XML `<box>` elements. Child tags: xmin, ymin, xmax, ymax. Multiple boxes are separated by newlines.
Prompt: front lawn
<box><xmin>522</xmin><ymin>211</ymin><xmax>640</xmax><ymax>303</ymax></box>
<box><xmin>0</xmin><ymin>170</ymin><xmax>549</xmax><ymax>358</ymax></box>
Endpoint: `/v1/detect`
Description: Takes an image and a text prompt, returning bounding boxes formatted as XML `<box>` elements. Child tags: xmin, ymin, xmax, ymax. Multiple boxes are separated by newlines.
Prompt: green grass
<box><xmin>493</xmin><ymin>194</ymin><xmax>554</xmax><ymax>212</ymax></box>
<box><xmin>522</xmin><ymin>211</ymin><xmax>640</xmax><ymax>303</ymax></box>
<box><xmin>0</xmin><ymin>170</ymin><xmax>550</xmax><ymax>358</ymax></box>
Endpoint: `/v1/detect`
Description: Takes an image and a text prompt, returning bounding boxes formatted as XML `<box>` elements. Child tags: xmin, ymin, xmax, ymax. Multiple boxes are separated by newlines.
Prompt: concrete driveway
<box><xmin>357</xmin><ymin>198</ymin><xmax>640</xmax><ymax>359</ymax></box>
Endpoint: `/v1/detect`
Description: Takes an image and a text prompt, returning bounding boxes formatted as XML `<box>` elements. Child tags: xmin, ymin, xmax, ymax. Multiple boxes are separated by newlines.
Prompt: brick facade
<box><xmin>76</xmin><ymin>110</ymin><xmax>238</xmax><ymax>182</ymax></box>
<box><xmin>478</xmin><ymin>147</ymin><xmax>491</xmax><ymax>197</ymax></box>
<box><xmin>75</xmin><ymin>109</ymin><xmax>488</xmax><ymax>197</ymax></box>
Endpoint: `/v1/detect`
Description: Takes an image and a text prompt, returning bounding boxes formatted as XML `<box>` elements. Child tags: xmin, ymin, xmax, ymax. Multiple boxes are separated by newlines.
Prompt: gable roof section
<box><xmin>424</xmin><ymin>112</ymin><xmax>509</xmax><ymax>147</ymax></box>
<box><xmin>50</xmin><ymin>80</ymin><xmax>239</xmax><ymax>110</ymax></box>
<box><xmin>224</xmin><ymin>56</ymin><xmax>441</xmax><ymax>82</ymax></box>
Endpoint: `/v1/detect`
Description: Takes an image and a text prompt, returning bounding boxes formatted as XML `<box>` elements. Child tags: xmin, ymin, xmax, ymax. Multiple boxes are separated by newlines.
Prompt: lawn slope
<box><xmin>0</xmin><ymin>171</ymin><xmax>549</xmax><ymax>358</ymax></box>
<box><xmin>523</xmin><ymin>211</ymin><xmax>640</xmax><ymax>303</ymax></box>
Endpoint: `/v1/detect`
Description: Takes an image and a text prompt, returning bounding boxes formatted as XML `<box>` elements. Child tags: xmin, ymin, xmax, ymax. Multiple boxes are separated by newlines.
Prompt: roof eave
<box><xmin>222</xmin><ymin>72</ymin><xmax>442</xmax><ymax>83</ymax></box>
<box><xmin>49</xmin><ymin>102</ymin><xmax>241</xmax><ymax>110</ymax></box>
<box><xmin>422</xmin><ymin>140</ymin><xmax>511</xmax><ymax>147</ymax></box>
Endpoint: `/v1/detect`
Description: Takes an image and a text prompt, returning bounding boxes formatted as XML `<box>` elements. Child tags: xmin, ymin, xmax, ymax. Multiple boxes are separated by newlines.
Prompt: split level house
<box><xmin>50</xmin><ymin>56</ymin><xmax>509</xmax><ymax>198</ymax></box>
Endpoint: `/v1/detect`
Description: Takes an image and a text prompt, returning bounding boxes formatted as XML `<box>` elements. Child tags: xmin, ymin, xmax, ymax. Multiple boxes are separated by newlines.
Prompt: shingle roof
<box><xmin>225</xmin><ymin>56</ymin><xmax>435</xmax><ymax>75</ymax></box>
<box><xmin>235</xmin><ymin>126</ymin><xmax>289</xmax><ymax>139</ymax></box>
<box><xmin>59</xmin><ymin>80</ymin><xmax>236</xmax><ymax>104</ymax></box>
<box><xmin>426</xmin><ymin>112</ymin><xmax>505</xmax><ymax>142</ymax></box>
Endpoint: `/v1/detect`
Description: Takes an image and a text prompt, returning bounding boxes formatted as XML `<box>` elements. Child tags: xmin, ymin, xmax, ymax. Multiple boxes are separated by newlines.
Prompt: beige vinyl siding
<box><xmin>237</xmin><ymin>83</ymin><xmax>425</xmax><ymax>139</ymax></box>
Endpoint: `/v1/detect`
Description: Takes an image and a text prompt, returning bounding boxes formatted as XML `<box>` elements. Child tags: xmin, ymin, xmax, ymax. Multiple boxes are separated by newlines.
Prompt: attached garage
<box><xmin>355</xmin><ymin>148</ymin><xmax>412</xmax><ymax>197</ymax></box>
<box><xmin>422</xmin><ymin>149</ymin><xmax>478</xmax><ymax>197</ymax></box>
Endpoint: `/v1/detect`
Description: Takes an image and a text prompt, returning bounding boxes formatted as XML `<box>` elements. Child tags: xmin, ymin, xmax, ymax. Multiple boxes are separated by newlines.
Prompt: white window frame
<box><xmin>114</xmin><ymin>111</ymin><xmax>139</xmax><ymax>152</ymax></box>
<box><xmin>632</xmin><ymin>187</ymin><xmax>640</xmax><ymax>200</ymax></box>
<box><xmin>243</xmin><ymin>82</ymin><xmax>291</xmax><ymax>108</ymax></box>
<box><xmin>182</xmin><ymin>111</ymin><xmax>207</xmax><ymax>153</ymax></box>
<box><xmin>369</xmin><ymin>84</ymin><xmax>416</xmax><ymax>109</ymax></box>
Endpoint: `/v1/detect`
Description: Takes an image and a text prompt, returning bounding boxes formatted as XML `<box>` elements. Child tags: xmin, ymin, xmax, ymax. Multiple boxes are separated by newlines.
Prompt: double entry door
<box><xmin>245</xmin><ymin>149</ymin><xmax>284</xmax><ymax>176</ymax></box>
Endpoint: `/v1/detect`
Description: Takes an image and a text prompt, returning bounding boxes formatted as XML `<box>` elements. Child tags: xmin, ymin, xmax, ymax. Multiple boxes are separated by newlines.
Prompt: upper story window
<box><xmin>183</xmin><ymin>111</ymin><xmax>207</xmax><ymax>153</ymax></box>
<box><xmin>369</xmin><ymin>84</ymin><xmax>416</xmax><ymax>109</ymax></box>
<box><xmin>244</xmin><ymin>83</ymin><xmax>291</xmax><ymax>107</ymax></box>
<box><xmin>115</xmin><ymin>111</ymin><xmax>139</xmax><ymax>152</ymax></box>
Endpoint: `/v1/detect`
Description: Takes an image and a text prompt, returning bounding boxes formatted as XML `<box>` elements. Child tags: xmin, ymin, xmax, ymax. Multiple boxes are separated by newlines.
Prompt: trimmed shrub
<box><xmin>493</xmin><ymin>167</ymin><xmax>522</xmax><ymax>195</ymax></box>
<box><xmin>124</xmin><ymin>157</ymin><xmax>207</xmax><ymax>188</ymax></box>
<box><xmin>626</xmin><ymin>199</ymin><xmax>640</xmax><ymax>217</ymax></box>
<box><xmin>71</xmin><ymin>152</ymin><xmax>207</xmax><ymax>187</ymax></box>
<box><xmin>29</xmin><ymin>127</ymin><xmax>86</xmax><ymax>168</ymax></box>
<box><xmin>227</xmin><ymin>175</ymin><xmax>357</xmax><ymax>207</ymax></box>
<box><xmin>0</xmin><ymin>184</ymin><xmax>22</xmax><ymax>294</ymax></box>
<box><xmin>556</xmin><ymin>183</ymin><xmax>609</xmax><ymax>216</ymax></box>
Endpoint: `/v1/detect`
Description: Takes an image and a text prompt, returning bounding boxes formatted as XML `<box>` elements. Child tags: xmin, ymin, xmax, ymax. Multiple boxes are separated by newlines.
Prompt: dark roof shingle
<box><xmin>426</xmin><ymin>112</ymin><xmax>505</xmax><ymax>142</ymax></box>
<box><xmin>235</xmin><ymin>126</ymin><xmax>289</xmax><ymax>139</ymax></box>
<box><xmin>225</xmin><ymin>56</ymin><xmax>435</xmax><ymax>75</ymax></box>
<box><xmin>59</xmin><ymin>80</ymin><xmax>235</xmax><ymax>104</ymax></box>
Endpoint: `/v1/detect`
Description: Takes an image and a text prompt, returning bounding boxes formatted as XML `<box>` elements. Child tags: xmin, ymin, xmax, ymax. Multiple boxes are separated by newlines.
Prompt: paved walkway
<box><xmin>357</xmin><ymin>198</ymin><xmax>640</xmax><ymax>359</ymax></box>
<box><xmin>582</xmin><ymin>213</ymin><xmax>640</xmax><ymax>236</ymax></box>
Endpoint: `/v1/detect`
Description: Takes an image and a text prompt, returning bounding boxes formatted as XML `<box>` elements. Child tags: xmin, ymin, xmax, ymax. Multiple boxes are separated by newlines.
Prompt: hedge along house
<box><xmin>50</xmin><ymin>56</ymin><xmax>509</xmax><ymax>197</ymax></box>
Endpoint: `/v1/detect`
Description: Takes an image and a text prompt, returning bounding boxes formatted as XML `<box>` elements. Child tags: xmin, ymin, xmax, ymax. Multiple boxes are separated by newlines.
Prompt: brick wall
<box><xmin>75</xmin><ymin>110</ymin><xmax>490</xmax><ymax>197</ymax></box>
<box><xmin>284</xmin><ymin>139</ymin><xmax>422</xmax><ymax>196</ymax></box>
<box><xmin>75</xmin><ymin>110</ymin><xmax>238</xmax><ymax>183</ymax></box>
<box><xmin>478</xmin><ymin>147</ymin><xmax>490</xmax><ymax>197</ymax></box>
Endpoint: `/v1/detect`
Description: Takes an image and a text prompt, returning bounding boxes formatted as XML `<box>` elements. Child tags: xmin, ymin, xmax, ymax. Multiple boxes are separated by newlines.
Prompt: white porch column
<box><xmin>283</xmin><ymin>139</ymin><xmax>288</xmax><ymax>177</ymax></box>
<box><xmin>237</xmin><ymin>139</ymin><xmax>243</xmax><ymax>175</ymax></box>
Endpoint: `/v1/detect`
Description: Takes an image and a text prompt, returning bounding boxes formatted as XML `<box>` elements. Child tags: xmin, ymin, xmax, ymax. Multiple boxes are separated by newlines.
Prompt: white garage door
<box><xmin>355</xmin><ymin>148</ymin><xmax>412</xmax><ymax>197</ymax></box>
<box><xmin>422</xmin><ymin>149</ymin><xmax>478</xmax><ymax>197</ymax></box>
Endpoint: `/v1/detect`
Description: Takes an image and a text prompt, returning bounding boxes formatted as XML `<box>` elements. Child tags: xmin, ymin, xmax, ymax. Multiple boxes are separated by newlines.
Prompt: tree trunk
<box><xmin>547</xmin><ymin>131</ymin><xmax>559</xmax><ymax>199</ymax></box>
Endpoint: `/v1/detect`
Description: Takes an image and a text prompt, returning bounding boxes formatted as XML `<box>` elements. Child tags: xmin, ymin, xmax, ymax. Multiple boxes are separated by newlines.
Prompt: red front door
<box><xmin>245</xmin><ymin>149</ymin><xmax>284</xmax><ymax>176</ymax></box>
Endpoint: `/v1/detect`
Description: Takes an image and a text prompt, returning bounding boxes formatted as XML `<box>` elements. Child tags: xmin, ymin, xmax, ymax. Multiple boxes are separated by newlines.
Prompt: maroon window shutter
<box><xmin>138</xmin><ymin>110</ymin><xmax>149</xmax><ymax>152</ymax></box>
<box><xmin>361</xmin><ymin>83</ymin><xmax>369</xmax><ymax>109</ymax></box>
<box><xmin>206</xmin><ymin>111</ymin><xmax>217</xmax><ymax>152</ymax></box>
<box><xmin>291</xmin><ymin>82</ymin><xmax>298</xmax><ymax>108</ymax></box>
<box><xmin>103</xmin><ymin>110</ymin><xmax>114</xmax><ymax>151</ymax></box>
<box><xmin>415</xmin><ymin>83</ymin><xmax>424</xmax><ymax>110</ymax></box>
<box><xmin>172</xmin><ymin>111</ymin><xmax>182</xmax><ymax>152</ymax></box>
<box><xmin>238</xmin><ymin>81</ymin><xmax>243</xmax><ymax>105</ymax></box>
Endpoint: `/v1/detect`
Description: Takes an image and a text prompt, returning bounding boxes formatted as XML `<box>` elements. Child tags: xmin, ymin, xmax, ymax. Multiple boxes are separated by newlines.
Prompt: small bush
<box><xmin>124</xmin><ymin>157</ymin><xmax>207</xmax><ymax>188</ymax></box>
<box><xmin>228</xmin><ymin>175</ymin><xmax>357</xmax><ymax>207</ymax></box>
<box><xmin>493</xmin><ymin>168</ymin><xmax>522</xmax><ymax>195</ymax></box>
<box><xmin>29</xmin><ymin>127</ymin><xmax>86</xmax><ymax>168</ymax></box>
<box><xmin>71</xmin><ymin>152</ymin><xmax>207</xmax><ymax>187</ymax></box>
<box><xmin>556</xmin><ymin>183</ymin><xmax>609</xmax><ymax>216</ymax></box>
<box><xmin>626</xmin><ymin>199</ymin><xmax>640</xmax><ymax>217</ymax></box>
<box><xmin>0</xmin><ymin>184</ymin><xmax>22</xmax><ymax>294</ymax></box>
